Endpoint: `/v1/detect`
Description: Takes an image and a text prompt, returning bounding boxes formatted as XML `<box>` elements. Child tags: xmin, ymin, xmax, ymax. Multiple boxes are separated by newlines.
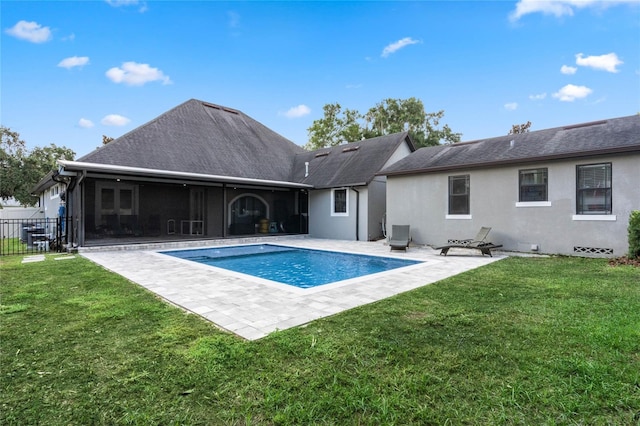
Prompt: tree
<box><xmin>307</xmin><ymin>98</ymin><xmax>461</xmax><ymax>150</ymax></box>
<box><xmin>0</xmin><ymin>126</ymin><xmax>27</xmax><ymax>201</ymax></box>
<box><xmin>0</xmin><ymin>126</ymin><xmax>75</xmax><ymax>206</ymax></box>
<box><xmin>305</xmin><ymin>103</ymin><xmax>364</xmax><ymax>150</ymax></box>
<box><xmin>509</xmin><ymin>121</ymin><xmax>532</xmax><ymax>135</ymax></box>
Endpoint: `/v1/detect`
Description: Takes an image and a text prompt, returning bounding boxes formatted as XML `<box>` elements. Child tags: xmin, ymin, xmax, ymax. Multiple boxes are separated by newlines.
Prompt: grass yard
<box><xmin>1</xmin><ymin>253</ymin><xmax>639</xmax><ymax>425</ymax></box>
<box><xmin>0</xmin><ymin>238</ymin><xmax>27</xmax><ymax>256</ymax></box>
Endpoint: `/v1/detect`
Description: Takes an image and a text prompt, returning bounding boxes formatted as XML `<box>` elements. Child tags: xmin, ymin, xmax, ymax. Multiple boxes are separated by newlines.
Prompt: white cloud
<box><xmin>105</xmin><ymin>0</ymin><xmax>148</xmax><ymax>12</ymax></box>
<box><xmin>552</xmin><ymin>84</ymin><xmax>593</xmax><ymax>102</ymax></box>
<box><xmin>101</xmin><ymin>114</ymin><xmax>131</xmax><ymax>126</ymax></box>
<box><xmin>509</xmin><ymin>0</ymin><xmax>639</xmax><ymax>21</ymax></box>
<box><xmin>106</xmin><ymin>62</ymin><xmax>172</xmax><ymax>86</ymax></box>
<box><xmin>504</xmin><ymin>102</ymin><xmax>519</xmax><ymax>111</ymax></box>
<box><xmin>529</xmin><ymin>93</ymin><xmax>547</xmax><ymax>100</ymax></box>
<box><xmin>560</xmin><ymin>65</ymin><xmax>577</xmax><ymax>75</ymax></box>
<box><xmin>78</xmin><ymin>118</ymin><xmax>94</xmax><ymax>128</ymax></box>
<box><xmin>381</xmin><ymin>37</ymin><xmax>420</xmax><ymax>58</ymax></box>
<box><xmin>281</xmin><ymin>105</ymin><xmax>311</xmax><ymax>119</ymax></box>
<box><xmin>58</xmin><ymin>56</ymin><xmax>90</xmax><ymax>69</ymax></box>
<box><xmin>575</xmin><ymin>52</ymin><xmax>623</xmax><ymax>73</ymax></box>
<box><xmin>5</xmin><ymin>20</ymin><xmax>52</xmax><ymax>43</ymax></box>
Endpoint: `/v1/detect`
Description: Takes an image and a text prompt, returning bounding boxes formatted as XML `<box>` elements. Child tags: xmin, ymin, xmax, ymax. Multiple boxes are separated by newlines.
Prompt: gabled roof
<box><xmin>78</xmin><ymin>99</ymin><xmax>305</xmax><ymax>182</ymax></box>
<box><xmin>381</xmin><ymin>115</ymin><xmax>640</xmax><ymax>176</ymax></box>
<box><xmin>291</xmin><ymin>132</ymin><xmax>415</xmax><ymax>189</ymax></box>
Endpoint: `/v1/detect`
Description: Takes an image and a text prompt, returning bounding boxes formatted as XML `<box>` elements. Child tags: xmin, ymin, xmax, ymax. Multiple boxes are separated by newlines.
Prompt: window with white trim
<box><xmin>448</xmin><ymin>175</ymin><xmax>470</xmax><ymax>215</ymax></box>
<box><xmin>331</xmin><ymin>188</ymin><xmax>348</xmax><ymax>216</ymax></box>
<box><xmin>576</xmin><ymin>163</ymin><xmax>611</xmax><ymax>215</ymax></box>
<box><xmin>50</xmin><ymin>184</ymin><xmax>60</xmax><ymax>199</ymax></box>
<box><xmin>519</xmin><ymin>168</ymin><xmax>547</xmax><ymax>202</ymax></box>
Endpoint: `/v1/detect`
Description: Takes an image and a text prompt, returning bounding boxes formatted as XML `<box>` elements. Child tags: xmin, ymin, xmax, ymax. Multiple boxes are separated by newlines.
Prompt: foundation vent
<box><xmin>447</xmin><ymin>239</ymin><xmax>467</xmax><ymax>245</ymax></box>
<box><xmin>573</xmin><ymin>246</ymin><xmax>613</xmax><ymax>255</ymax></box>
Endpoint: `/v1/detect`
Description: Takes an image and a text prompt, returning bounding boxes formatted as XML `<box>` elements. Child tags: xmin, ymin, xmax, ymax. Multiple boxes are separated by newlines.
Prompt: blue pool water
<box><xmin>161</xmin><ymin>244</ymin><xmax>422</xmax><ymax>288</ymax></box>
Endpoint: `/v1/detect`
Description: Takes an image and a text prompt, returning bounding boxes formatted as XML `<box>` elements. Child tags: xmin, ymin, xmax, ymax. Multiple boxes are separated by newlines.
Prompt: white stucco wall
<box><xmin>307</xmin><ymin>140</ymin><xmax>414</xmax><ymax>242</ymax></box>
<box><xmin>40</xmin><ymin>183</ymin><xmax>65</xmax><ymax>220</ymax></box>
<box><xmin>309</xmin><ymin>187</ymin><xmax>370</xmax><ymax>241</ymax></box>
<box><xmin>386</xmin><ymin>153</ymin><xmax>640</xmax><ymax>257</ymax></box>
<box><xmin>367</xmin><ymin>177</ymin><xmax>386</xmax><ymax>240</ymax></box>
<box><xmin>384</xmin><ymin>142</ymin><xmax>413</xmax><ymax>168</ymax></box>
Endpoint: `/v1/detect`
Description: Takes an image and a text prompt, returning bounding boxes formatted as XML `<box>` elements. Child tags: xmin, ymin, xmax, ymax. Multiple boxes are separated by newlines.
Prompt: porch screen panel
<box><xmin>119</xmin><ymin>189</ymin><xmax>133</xmax><ymax>215</ymax></box>
<box><xmin>101</xmin><ymin>188</ymin><xmax>115</xmax><ymax>213</ymax></box>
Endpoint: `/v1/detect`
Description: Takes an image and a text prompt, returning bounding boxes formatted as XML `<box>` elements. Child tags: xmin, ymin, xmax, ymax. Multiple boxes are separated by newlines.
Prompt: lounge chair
<box><xmin>434</xmin><ymin>226</ymin><xmax>502</xmax><ymax>257</ymax></box>
<box><xmin>389</xmin><ymin>225</ymin><xmax>411</xmax><ymax>251</ymax></box>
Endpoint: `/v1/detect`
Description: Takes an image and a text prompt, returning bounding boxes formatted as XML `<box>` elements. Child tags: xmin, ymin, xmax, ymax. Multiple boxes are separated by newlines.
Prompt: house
<box><xmin>0</xmin><ymin>198</ymin><xmax>45</xmax><ymax>244</ymax></box>
<box><xmin>292</xmin><ymin>132</ymin><xmax>415</xmax><ymax>241</ymax></box>
<box><xmin>33</xmin><ymin>99</ymin><xmax>413</xmax><ymax>247</ymax></box>
<box><xmin>380</xmin><ymin>115</ymin><xmax>640</xmax><ymax>257</ymax></box>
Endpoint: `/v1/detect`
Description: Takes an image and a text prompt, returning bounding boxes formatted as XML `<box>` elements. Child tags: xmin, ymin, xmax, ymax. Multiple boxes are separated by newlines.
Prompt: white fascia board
<box><xmin>58</xmin><ymin>160</ymin><xmax>313</xmax><ymax>189</ymax></box>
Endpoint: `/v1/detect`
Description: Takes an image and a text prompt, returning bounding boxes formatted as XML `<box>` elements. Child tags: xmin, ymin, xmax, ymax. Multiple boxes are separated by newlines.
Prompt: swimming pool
<box><xmin>161</xmin><ymin>244</ymin><xmax>422</xmax><ymax>288</ymax></box>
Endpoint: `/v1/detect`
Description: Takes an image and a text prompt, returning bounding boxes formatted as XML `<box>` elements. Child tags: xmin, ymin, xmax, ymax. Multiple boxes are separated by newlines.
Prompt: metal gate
<box><xmin>0</xmin><ymin>217</ymin><xmax>66</xmax><ymax>256</ymax></box>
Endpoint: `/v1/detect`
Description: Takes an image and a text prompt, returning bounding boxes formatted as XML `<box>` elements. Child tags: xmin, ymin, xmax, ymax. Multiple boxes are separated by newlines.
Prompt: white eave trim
<box><xmin>58</xmin><ymin>160</ymin><xmax>313</xmax><ymax>189</ymax></box>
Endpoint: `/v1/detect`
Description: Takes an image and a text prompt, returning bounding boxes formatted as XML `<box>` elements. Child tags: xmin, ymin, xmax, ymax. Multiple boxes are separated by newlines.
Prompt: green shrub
<box><xmin>629</xmin><ymin>210</ymin><xmax>640</xmax><ymax>259</ymax></box>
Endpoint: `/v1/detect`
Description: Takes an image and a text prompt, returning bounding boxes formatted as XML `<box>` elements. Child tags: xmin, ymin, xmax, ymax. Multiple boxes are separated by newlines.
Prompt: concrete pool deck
<box><xmin>80</xmin><ymin>237</ymin><xmax>505</xmax><ymax>340</ymax></box>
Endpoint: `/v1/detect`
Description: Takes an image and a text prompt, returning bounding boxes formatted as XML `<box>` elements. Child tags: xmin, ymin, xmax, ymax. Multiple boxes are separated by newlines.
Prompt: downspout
<box><xmin>351</xmin><ymin>187</ymin><xmax>360</xmax><ymax>241</ymax></box>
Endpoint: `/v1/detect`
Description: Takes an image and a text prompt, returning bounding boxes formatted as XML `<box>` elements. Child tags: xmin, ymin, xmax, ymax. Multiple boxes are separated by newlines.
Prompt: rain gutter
<box><xmin>58</xmin><ymin>160</ymin><xmax>314</xmax><ymax>189</ymax></box>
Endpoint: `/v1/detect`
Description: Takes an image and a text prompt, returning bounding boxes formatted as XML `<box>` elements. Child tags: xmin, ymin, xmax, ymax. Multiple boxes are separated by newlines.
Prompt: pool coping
<box><xmin>155</xmin><ymin>242</ymin><xmax>428</xmax><ymax>295</ymax></box>
<box><xmin>80</xmin><ymin>237</ymin><xmax>505</xmax><ymax>340</ymax></box>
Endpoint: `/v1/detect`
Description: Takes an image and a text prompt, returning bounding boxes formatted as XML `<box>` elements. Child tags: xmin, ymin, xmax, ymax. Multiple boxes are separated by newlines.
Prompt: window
<box><xmin>50</xmin><ymin>184</ymin><xmax>60</xmax><ymax>199</ymax></box>
<box><xmin>332</xmin><ymin>188</ymin><xmax>348</xmax><ymax>216</ymax></box>
<box><xmin>519</xmin><ymin>168</ymin><xmax>548</xmax><ymax>202</ymax></box>
<box><xmin>576</xmin><ymin>163</ymin><xmax>611</xmax><ymax>215</ymax></box>
<box><xmin>448</xmin><ymin>175</ymin><xmax>470</xmax><ymax>215</ymax></box>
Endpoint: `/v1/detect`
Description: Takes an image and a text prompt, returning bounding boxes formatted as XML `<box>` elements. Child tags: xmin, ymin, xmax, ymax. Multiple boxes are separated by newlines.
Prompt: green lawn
<box><xmin>1</xmin><ymin>254</ymin><xmax>639</xmax><ymax>425</ymax></box>
<box><xmin>0</xmin><ymin>238</ymin><xmax>27</xmax><ymax>256</ymax></box>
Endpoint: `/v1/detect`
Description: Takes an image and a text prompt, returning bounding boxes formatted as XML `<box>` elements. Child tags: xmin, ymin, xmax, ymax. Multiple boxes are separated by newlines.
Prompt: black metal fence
<box><xmin>0</xmin><ymin>217</ymin><xmax>65</xmax><ymax>256</ymax></box>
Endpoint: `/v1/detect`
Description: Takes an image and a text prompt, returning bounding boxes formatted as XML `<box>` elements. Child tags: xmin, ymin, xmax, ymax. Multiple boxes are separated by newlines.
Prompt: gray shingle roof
<box><xmin>79</xmin><ymin>99</ymin><xmax>305</xmax><ymax>182</ymax></box>
<box><xmin>380</xmin><ymin>115</ymin><xmax>640</xmax><ymax>176</ymax></box>
<box><xmin>291</xmin><ymin>132</ymin><xmax>414</xmax><ymax>188</ymax></box>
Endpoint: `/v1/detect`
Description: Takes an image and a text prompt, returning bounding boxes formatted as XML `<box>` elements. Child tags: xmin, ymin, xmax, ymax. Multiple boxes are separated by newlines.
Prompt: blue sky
<box><xmin>2</xmin><ymin>0</ymin><xmax>639</xmax><ymax>157</ymax></box>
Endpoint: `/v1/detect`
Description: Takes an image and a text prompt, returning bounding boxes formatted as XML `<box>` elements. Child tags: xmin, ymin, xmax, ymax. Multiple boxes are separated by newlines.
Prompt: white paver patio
<box><xmin>80</xmin><ymin>238</ymin><xmax>504</xmax><ymax>340</ymax></box>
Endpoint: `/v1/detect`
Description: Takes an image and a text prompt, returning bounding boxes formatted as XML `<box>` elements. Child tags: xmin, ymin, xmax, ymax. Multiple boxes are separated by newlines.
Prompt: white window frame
<box><xmin>518</xmin><ymin>167</ymin><xmax>549</xmax><ymax>204</ymax></box>
<box><xmin>331</xmin><ymin>188</ymin><xmax>349</xmax><ymax>216</ymax></box>
<box><xmin>447</xmin><ymin>175</ymin><xmax>470</xmax><ymax>217</ymax></box>
<box><xmin>50</xmin><ymin>184</ymin><xmax>60</xmax><ymax>199</ymax></box>
<box><xmin>575</xmin><ymin>162</ymin><xmax>612</xmax><ymax>216</ymax></box>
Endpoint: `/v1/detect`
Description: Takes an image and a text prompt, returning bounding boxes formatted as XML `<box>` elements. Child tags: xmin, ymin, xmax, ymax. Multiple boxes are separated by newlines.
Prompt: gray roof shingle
<box><xmin>381</xmin><ymin>115</ymin><xmax>640</xmax><ymax>176</ymax></box>
<box><xmin>291</xmin><ymin>132</ymin><xmax>414</xmax><ymax>188</ymax></box>
<box><xmin>79</xmin><ymin>99</ymin><xmax>305</xmax><ymax>182</ymax></box>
